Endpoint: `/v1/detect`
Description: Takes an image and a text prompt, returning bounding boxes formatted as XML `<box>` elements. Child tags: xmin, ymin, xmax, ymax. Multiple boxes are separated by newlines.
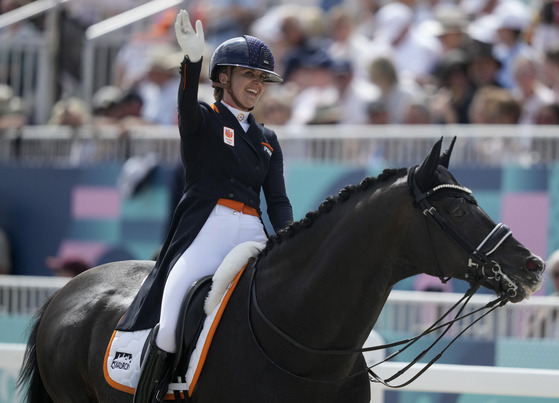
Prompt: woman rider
<box><xmin>117</xmin><ymin>9</ymin><xmax>293</xmax><ymax>402</ymax></box>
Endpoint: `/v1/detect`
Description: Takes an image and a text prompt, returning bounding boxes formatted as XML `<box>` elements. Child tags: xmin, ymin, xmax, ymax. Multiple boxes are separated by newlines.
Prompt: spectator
<box><xmin>511</xmin><ymin>54</ymin><xmax>554</xmax><ymax>125</ymax></box>
<box><xmin>0</xmin><ymin>83</ymin><xmax>26</xmax><ymax>131</ymax></box>
<box><xmin>431</xmin><ymin>6</ymin><xmax>470</xmax><ymax>56</ymax></box>
<box><xmin>368</xmin><ymin>2</ymin><xmax>442</xmax><ymax>86</ymax></box>
<box><xmin>253</xmin><ymin>87</ymin><xmax>293</xmax><ymax>125</ymax></box>
<box><xmin>279</xmin><ymin>11</ymin><xmax>330</xmax><ymax>85</ymax></box>
<box><xmin>467</xmin><ymin>40</ymin><xmax>503</xmax><ymax>90</ymax></box>
<box><xmin>286</xmin><ymin>55</ymin><xmax>342</xmax><ymax>125</ymax></box>
<box><xmin>530</xmin><ymin>0</ymin><xmax>559</xmax><ymax>57</ymax></box>
<box><xmin>366</xmin><ymin>99</ymin><xmax>389</xmax><ymax>125</ymax></box>
<box><xmin>528</xmin><ymin>250</ymin><xmax>559</xmax><ymax>338</ymax></box>
<box><xmin>326</xmin><ymin>5</ymin><xmax>373</xmax><ymax>83</ymax></box>
<box><xmin>430</xmin><ymin>49</ymin><xmax>475</xmax><ymax>124</ymax></box>
<box><xmin>46</xmin><ymin>256</ymin><xmax>90</xmax><ymax>277</ymax></box>
<box><xmin>535</xmin><ymin>102</ymin><xmax>559</xmax><ymax>125</ymax></box>
<box><xmin>542</xmin><ymin>43</ymin><xmax>559</xmax><ymax>102</ymax></box>
<box><xmin>403</xmin><ymin>96</ymin><xmax>432</xmax><ymax>124</ymax></box>
<box><xmin>469</xmin><ymin>85</ymin><xmax>521</xmax><ymax>124</ymax></box>
<box><xmin>137</xmin><ymin>47</ymin><xmax>182</xmax><ymax>125</ymax></box>
<box><xmin>48</xmin><ymin>97</ymin><xmax>91</xmax><ymax>127</ymax></box>
<box><xmin>492</xmin><ymin>1</ymin><xmax>536</xmax><ymax>89</ymax></box>
<box><xmin>368</xmin><ymin>56</ymin><xmax>420</xmax><ymax>124</ymax></box>
<box><xmin>113</xmin><ymin>11</ymin><xmax>176</xmax><ymax>89</ymax></box>
<box><xmin>197</xmin><ymin>0</ymin><xmax>264</xmax><ymax>48</ymax></box>
<box><xmin>91</xmin><ymin>85</ymin><xmax>123</xmax><ymax>126</ymax></box>
<box><xmin>332</xmin><ymin>59</ymin><xmax>378</xmax><ymax>125</ymax></box>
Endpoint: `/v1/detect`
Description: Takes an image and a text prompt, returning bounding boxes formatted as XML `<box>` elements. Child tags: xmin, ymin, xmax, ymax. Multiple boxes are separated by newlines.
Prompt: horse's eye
<box><xmin>452</xmin><ymin>207</ymin><xmax>466</xmax><ymax>218</ymax></box>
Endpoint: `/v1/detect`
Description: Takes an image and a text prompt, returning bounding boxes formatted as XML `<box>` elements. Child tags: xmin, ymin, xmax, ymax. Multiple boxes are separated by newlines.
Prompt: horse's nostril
<box><xmin>526</xmin><ymin>256</ymin><xmax>544</xmax><ymax>272</ymax></box>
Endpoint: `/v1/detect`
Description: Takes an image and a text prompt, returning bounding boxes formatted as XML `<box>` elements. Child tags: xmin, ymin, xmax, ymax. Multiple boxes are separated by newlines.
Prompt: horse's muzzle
<box><xmin>525</xmin><ymin>255</ymin><xmax>545</xmax><ymax>273</ymax></box>
<box><xmin>506</xmin><ymin>255</ymin><xmax>545</xmax><ymax>302</ymax></box>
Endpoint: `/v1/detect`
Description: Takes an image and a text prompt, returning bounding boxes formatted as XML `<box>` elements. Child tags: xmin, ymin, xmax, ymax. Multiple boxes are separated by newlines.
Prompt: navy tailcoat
<box><xmin>118</xmin><ymin>58</ymin><xmax>293</xmax><ymax>331</ymax></box>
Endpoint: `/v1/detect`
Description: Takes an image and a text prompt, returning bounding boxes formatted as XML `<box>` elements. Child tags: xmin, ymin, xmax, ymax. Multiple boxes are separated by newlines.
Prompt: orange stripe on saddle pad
<box><xmin>188</xmin><ymin>262</ymin><xmax>249</xmax><ymax>396</ymax></box>
<box><xmin>103</xmin><ymin>329</ymin><xmax>136</xmax><ymax>395</ymax></box>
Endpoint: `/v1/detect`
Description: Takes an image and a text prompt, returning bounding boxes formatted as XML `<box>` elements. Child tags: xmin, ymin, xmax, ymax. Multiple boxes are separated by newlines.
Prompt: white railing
<box><xmin>0</xmin><ymin>275</ymin><xmax>68</xmax><ymax>315</ymax></box>
<box><xmin>2</xmin><ymin>275</ymin><xmax>557</xmax><ymax>402</ymax></box>
<box><xmin>81</xmin><ymin>0</ymin><xmax>184</xmax><ymax>108</ymax></box>
<box><xmin>1</xmin><ymin>343</ymin><xmax>557</xmax><ymax>402</ymax></box>
<box><xmin>0</xmin><ymin>0</ymin><xmax>183</xmax><ymax>124</ymax></box>
<box><xmin>0</xmin><ymin>0</ymin><xmax>65</xmax><ymax>124</ymax></box>
<box><xmin>2</xmin><ymin>124</ymin><xmax>559</xmax><ymax>167</ymax></box>
<box><xmin>1</xmin><ymin>274</ymin><xmax>557</xmax><ymax>340</ymax></box>
<box><xmin>369</xmin><ymin>362</ymin><xmax>559</xmax><ymax>402</ymax></box>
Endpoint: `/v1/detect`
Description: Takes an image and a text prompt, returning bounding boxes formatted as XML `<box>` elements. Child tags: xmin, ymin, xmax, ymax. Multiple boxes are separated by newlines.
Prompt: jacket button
<box><xmin>228</xmin><ymin>193</ymin><xmax>234</xmax><ymax>198</ymax></box>
<box><xmin>230</xmin><ymin>178</ymin><xmax>236</xmax><ymax>183</ymax></box>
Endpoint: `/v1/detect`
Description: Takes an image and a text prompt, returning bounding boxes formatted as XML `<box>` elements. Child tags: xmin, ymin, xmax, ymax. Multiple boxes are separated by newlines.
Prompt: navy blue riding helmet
<box><xmin>209</xmin><ymin>35</ymin><xmax>283</xmax><ymax>84</ymax></box>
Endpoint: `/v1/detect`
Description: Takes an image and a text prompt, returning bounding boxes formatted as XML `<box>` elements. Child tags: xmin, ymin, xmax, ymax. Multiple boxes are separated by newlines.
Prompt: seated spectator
<box><xmin>279</xmin><ymin>12</ymin><xmax>331</xmax><ymax>85</ymax></box>
<box><xmin>48</xmin><ymin>97</ymin><xmax>91</xmax><ymax>127</ymax></box>
<box><xmin>403</xmin><ymin>97</ymin><xmax>432</xmax><ymax>124</ymax></box>
<box><xmin>137</xmin><ymin>47</ymin><xmax>182</xmax><ymax>125</ymax></box>
<box><xmin>366</xmin><ymin>99</ymin><xmax>389</xmax><ymax>125</ymax></box>
<box><xmin>430</xmin><ymin>49</ymin><xmax>476</xmax><ymax>124</ymax></box>
<box><xmin>528</xmin><ymin>250</ymin><xmax>559</xmax><ymax>338</ymax></box>
<box><xmin>511</xmin><ymin>54</ymin><xmax>554</xmax><ymax>125</ymax></box>
<box><xmin>467</xmin><ymin>40</ymin><xmax>503</xmax><ymax>90</ymax></box>
<box><xmin>91</xmin><ymin>85</ymin><xmax>123</xmax><ymax>126</ymax></box>
<box><xmin>492</xmin><ymin>1</ymin><xmax>535</xmax><ymax>89</ymax></box>
<box><xmin>0</xmin><ymin>83</ymin><xmax>25</xmax><ymax>131</ymax></box>
<box><xmin>368</xmin><ymin>56</ymin><xmax>420</xmax><ymax>124</ymax></box>
<box><xmin>286</xmin><ymin>55</ymin><xmax>342</xmax><ymax>125</ymax></box>
<box><xmin>332</xmin><ymin>59</ymin><xmax>378</xmax><ymax>125</ymax></box>
<box><xmin>468</xmin><ymin>86</ymin><xmax>522</xmax><ymax>164</ymax></box>
<box><xmin>431</xmin><ymin>6</ymin><xmax>470</xmax><ymax>56</ymax></box>
<box><xmin>468</xmin><ymin>85</ymin><xmax>521</xmax><ymax>124</ymax></box>
<box><xmin>530</xmin><ymin>0</ymin><xmax>559</xmax><ymax>58</ymax></box>
<box><xmin>326</xmin><ymin>5</ymin><xmax>373</xmax><ymax>83</ymax></box>
<box><xmin>369</xmin><ymin>2</ymin><xmax>442</xmax><ymax>86</ymax></box>
<box><xmin>542</xmin><ymin>43</ymin><xmax>559</xmax><ymax>102</ymax></box>
<box><xmin>535</xmin><ymin>102</ymin><xmax>559</xmax><ymax>125</ymax></box>
<box><xmin>253</xmin><ymin>87</ymin><xmax>294</xmax><ymax>126</ymax></box>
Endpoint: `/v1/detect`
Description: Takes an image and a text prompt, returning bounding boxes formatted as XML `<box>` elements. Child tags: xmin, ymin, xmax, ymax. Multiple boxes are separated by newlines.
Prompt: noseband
<box><xmin>408</xmin><ymin>166</ymin><xmax>517</xmax><ymax>299</ymax></box>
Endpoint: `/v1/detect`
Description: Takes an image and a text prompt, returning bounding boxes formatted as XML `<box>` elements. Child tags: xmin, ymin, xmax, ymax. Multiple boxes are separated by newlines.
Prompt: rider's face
<box><xmin>221</xmin><ymin>67</ymin><xmax>267</xmax><ymax>111</ymax></box>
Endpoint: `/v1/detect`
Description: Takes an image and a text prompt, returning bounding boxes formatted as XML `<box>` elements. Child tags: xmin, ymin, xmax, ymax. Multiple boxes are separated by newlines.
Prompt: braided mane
<box><xmin>261</xmin><ymin>167</ymin><xmax>407</xmax><ymax>256</ymax></box>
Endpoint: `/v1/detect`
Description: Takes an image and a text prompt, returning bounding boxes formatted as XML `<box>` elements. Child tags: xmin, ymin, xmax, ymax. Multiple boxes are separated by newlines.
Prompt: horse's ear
<box><xmin>415</xmin><ymin>137</ymin><xmax>443</xmax><ymax>189</ymax></box>
<box><xmin>440</xmin><ymin>136</ymin><xmax>456</xmax><ymax>169</ymax></box>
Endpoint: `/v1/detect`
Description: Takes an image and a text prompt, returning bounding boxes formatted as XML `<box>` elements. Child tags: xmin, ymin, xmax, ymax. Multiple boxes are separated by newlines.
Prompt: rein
<box><xmin>246</xmin><ymin>168</ymin><xmax>515</xmax><ymax>386</ymax></box>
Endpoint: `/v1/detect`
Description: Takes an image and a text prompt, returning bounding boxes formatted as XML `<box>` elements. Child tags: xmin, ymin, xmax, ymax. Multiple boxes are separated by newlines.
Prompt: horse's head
<box><xmin>408</xmin><ymin>137</ymin><xmax>544</xmax><ymax>302</ymax></box>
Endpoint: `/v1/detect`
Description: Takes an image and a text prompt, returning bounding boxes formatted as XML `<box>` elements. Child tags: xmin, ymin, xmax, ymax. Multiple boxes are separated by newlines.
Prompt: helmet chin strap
<box><xmin>213</xmin><ymin>66</ymin><xmax>254</xmax><ymax>112</ymax></box>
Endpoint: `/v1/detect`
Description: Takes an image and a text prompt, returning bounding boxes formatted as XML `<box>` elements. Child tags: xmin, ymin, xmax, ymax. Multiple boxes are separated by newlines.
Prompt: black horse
<box><xmin>18</xmin><ymin>138</ymin><xmax>544</xmax><ymax>402</ymax></box>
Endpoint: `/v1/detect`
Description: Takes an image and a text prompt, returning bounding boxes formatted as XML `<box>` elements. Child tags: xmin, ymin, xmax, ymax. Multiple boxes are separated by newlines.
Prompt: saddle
<box><xmin>105</xmin><ymin>242</ymin><xmax>265</xmax><ymax>399</ymax></box>
<box><xmin>104</xmin><ymin>276</ymin><xmax>212</xmax><ymax>401</ymax></box>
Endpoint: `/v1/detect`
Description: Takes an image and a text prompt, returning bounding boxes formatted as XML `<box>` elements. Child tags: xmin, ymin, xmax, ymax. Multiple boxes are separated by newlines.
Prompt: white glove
<box><xmin>174</xmin><ymin>9</ymin><xmax>205</xmax><ymax>62</ymax></box>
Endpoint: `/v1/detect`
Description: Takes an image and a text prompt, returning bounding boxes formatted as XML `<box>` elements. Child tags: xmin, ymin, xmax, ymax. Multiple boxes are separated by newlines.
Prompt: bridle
<box><xmin>407</xmin><ymin>165</ymin><xmax>517</xmax><ymax>299</ymax></box>
<box><xmin>247</xmin><ymin>167</ymin><xmax>517</xmax><ymax>387</ymax></box>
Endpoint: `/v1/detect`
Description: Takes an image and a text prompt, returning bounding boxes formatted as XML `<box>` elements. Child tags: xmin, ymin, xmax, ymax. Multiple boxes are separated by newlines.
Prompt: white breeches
<box><xmin>155</xmin><ymin>204</ymin><xmax>267</xmax><ymax>353</ymax></box>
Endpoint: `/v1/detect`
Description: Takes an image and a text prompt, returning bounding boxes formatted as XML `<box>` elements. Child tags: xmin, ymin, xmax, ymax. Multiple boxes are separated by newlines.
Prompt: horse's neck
<box><xmin>258</xmin><ymin>178</ymin><xmax>412</xmax><ymax>347</ymax></box>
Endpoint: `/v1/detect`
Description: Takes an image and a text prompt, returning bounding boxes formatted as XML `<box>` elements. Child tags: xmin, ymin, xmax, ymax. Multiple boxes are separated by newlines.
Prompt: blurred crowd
<box><xmin>1</xmin><ymin>0</ymin><xmax>559</xmax><ymax>131</ymax></box>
